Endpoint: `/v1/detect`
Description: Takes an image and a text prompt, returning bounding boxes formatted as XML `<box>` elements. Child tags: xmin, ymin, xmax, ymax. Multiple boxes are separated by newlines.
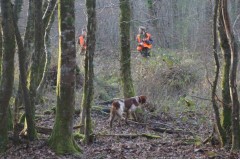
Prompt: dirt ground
<box><xmin>1</xmin><ymin>105</ymin><xmax>240</xmax><ymax>159</ymax></box>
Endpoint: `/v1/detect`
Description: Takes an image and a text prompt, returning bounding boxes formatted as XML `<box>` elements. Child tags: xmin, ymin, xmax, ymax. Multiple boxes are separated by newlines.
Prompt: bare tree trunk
<box><xmin>14</xmin><ymin>0</ymin><xmax>35</xmax><ymax>126</ymax></box>
<box><xmin>212</xmin><ymin>0</ymin><xmax>226</xmax><ymax>147</ymax></box>
<box><xmin>119</xmin><ymin>0</ymin><xmax>135</xmax><ymax>98</ymax></box>
<box><xmin>24</xmin><ymin>0</ymin><xmax>45</xmax><ymax>140</ymax></box>
<box><xmin>37</xmin><ymin>1</ymin><xmax>57</xmax><ymax>95</ymax></box>
<box><xmin>0</xmin><ymin>17</ymin><xmax>2</xmax><ymax>81</ymax></box>
<box><xmin>13</xmin><ymin>0</ymin><xmax>24</xmax><ymax>144</ymax></box>
<box><xmin>83</xmin><ymin>0</ymin><xmax>96</xmax><ymax>144</ymax></box>
<box><xmin>0</xmin><ymin>0</ymin><xmax>15</xmax><ymax>152</ymax></box>
<box><xmin>12</xmin><ymin>4</ymin><xmax>34</xmax><ymax>143</ymax></box>
<box><xmin>217</xmin><ymin>0</ymin><xmax>232</xmax><ymax>147</ymax></box>
<box><xmin>222</xmin><ymin>0</ymin><xmax>240</xmax><ymax>151</ymax></box>
<box><xmin>48</xmin><ymin>0</ymin><xmax>81</xmax><ymax>154</ymax></box>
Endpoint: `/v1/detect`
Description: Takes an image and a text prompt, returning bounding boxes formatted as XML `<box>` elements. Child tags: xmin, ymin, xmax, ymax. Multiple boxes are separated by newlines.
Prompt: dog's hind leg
<box><xmin>110</xmin><ymin>109</ymin><xmax>116</xmax><ymax>128</ymax></box>
<box><xmin>132</xmin><ymin>111</ymin><xmax>138</xmax><ymax>122</ymax></box>
<box><xmin>125</xmin><ymin>110</ymin><xmax>130</xmax><ymax>125</ymax></box>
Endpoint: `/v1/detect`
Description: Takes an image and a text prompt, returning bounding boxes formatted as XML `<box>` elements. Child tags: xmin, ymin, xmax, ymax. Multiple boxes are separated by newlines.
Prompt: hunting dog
<box><xmin>109</xmin><ymin>95</ymin><xmax>147</xmax><ymax>128</ymax></box>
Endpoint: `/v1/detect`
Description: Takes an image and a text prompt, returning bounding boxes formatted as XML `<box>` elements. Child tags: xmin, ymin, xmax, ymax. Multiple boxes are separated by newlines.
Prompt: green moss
<box><xmin>73</xmin><ymin>133</ymin><xmax>85</xmax><ymax>140</ymax></box>
<box><xmin>49</xmin><ymin>135</ymin><xmax>81</xmax><ymax>154</ymax></box>
<box><xmin>8</xmin><ymin>107</ymin><xmax>13</xmax><ymax>131</ymax></box>
<box><xmin>48</xmin><ymin>117</ymin><xmax>81</xmax><ymax>154</ymax></box>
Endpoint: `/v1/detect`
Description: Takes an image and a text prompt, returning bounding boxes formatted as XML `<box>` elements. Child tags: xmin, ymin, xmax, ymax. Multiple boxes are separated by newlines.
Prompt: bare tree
<box><xmin>0</xmin><ymin>0</ymin><xmax>15</xmax><ymax>153</ymax></box>
<box><xmin>119</xmin><ymin>0</ymin><xmax>135</xmax><ymax>98</ymax></box>
<box><xmin>222</xmin><ymin>0</ymin><xmax>240</xmax><ymax>151</ymax></box>
<box><xmin>48</xmin><ymin>0</ymin><xmax>80</xmax><ymax>154</ymax></box>
<box><xmin>84</xmin><ymin>0</ymin><xmax>96</xmax><ymax>144</ymax></box>
<box><xmin>211</xmin><ymin>0</ymin><xmax>226</xmax><ymax>147</ymax></box>
<box><xmin>217</xmin><ymin>0</ymin><xmax>231</xmax><ymax>147</ymax></box>
<box><xmin>12</xmin><ymin>1</ymin><xmax>33</xmax><ymax>143</ymax></box>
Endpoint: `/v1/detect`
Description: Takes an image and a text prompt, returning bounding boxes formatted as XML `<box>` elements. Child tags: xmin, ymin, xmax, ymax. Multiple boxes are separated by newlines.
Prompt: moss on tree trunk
<box><xmin>212</xmin><ymin>0</ymin><xmax>227</xmax><ymax>147</ymax></box>
<box><xmin>217</xmin><ymin>0</ymin><xmax>232</xmax><ymax>147</ymax></box>
<box><xmin>83</xmin><ymin>0</ymin><xmax>96</xmax><ymax>144</ymax></box>
<box><xmin>119</xmin><ymin>0</ymin><xmax>135</xmax><ymax>98</ymax></box>
<box><xmin>221</xmin><ymin>0</ymin><xmax>240</xmax><ymax>151</ymax></box>
<box><xmin>48</xmin><ymin>0</ymin><xmax>80</xmax><ymax>154</ymax></box>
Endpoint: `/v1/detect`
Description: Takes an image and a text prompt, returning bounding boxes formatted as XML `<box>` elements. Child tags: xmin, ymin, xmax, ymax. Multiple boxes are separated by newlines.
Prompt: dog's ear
<box><xmin>139</xmin><ymin>95</ymin><xmax>147</xmax><ymax>104</ymax></box>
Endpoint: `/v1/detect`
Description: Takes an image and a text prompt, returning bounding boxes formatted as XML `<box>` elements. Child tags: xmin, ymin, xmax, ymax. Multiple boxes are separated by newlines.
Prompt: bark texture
<box><xmin>84</xmin><ymin>0</ymin><xmax>96</xmax><ymax>144</ymax></box>
<box><xmin>119</xmin><ymin>0</ymin><xmax>135</xmax><ymax>98</ymax></box>
<box><xmin>0</xmin><ymin>0</ymin><xmax>15</xmax><ymax>152</ymax></box>
<box><xmin>221</xmin><ymin>0</ymin><xmax>240</xmax><ymax>151</ymax></box>
<box><xmin>48</xmin><ymin>0</ymin><xmax>81</xmax><ymax>154</ymax></box>
<box><xmin>217</xmin><ymin>0</ymin><xmax>232</xmax><ymax>147</ymax></box>
<box><xmin>211</xmin><ymin>0</ymin><xmax>226</xmax><ymax>147</ymax></box>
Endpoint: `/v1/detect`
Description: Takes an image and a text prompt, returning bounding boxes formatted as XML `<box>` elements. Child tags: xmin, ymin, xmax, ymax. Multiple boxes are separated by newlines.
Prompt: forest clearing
<box><xmin>0</xmin><ymin>0</ymin><xmax>240</xmax><ymax>159</ymax></box>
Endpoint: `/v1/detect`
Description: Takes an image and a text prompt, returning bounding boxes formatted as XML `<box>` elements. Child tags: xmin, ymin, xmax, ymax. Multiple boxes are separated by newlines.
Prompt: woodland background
<box><xmin>0</xmin><ymin>0</ymin><xmax>240</xmax><ymax>158</ymax></box>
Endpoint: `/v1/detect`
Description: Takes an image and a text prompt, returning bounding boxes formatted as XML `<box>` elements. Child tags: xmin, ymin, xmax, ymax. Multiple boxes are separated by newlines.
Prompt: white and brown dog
<box><xmin>109</xmin><ymin>95</ymin><xmax>147</xmax><ymax>128</ymax></box>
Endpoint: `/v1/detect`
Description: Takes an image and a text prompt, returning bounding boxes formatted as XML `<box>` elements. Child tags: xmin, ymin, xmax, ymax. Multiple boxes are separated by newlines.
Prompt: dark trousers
<box><xmin>140</xmin><ymin>47</ymin><xmax>150</xmax><ymax>57</ymax></box>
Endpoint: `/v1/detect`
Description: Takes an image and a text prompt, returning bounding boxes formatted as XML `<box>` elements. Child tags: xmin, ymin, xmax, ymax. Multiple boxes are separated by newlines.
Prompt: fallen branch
<box><xmin>149</xmin><ymin>127</ymin><xmax>193</xmax><ymax>135</ymax></box>
<box><xmin>96</xmin><ymin>133</ymin><xmax>160</xmax><ymax>139</ymax></box>
<box><xmin>127</xmin><ymin>120</ymin><xmax>175</xmax><ymax>129</ymax></box>
<box><xmin>36</xmin><ymin>126</ymin><xmax>52</xmax><ymax>135</ymax></box>
<box><xmin>36</xmin><ymin>124</ymin><xmax>83</xmax><ymax>134</ymax></box>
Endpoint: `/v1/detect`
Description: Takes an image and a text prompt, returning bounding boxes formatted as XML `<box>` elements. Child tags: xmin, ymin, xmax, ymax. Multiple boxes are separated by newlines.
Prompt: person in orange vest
<box><xmin>78</xmin><ymin>28</ymin><xmax>87</xmax><ymax>55</ymax></box>
<box><xmin>136</xmin><ymin>26</ymin><xmax>153</xmax><ymax>58</ymax></box>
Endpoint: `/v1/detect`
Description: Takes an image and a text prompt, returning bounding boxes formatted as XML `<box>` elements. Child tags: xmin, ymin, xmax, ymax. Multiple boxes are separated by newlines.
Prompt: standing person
<box><xmin>136</xmin><ymin>26</ymin><xmax>153</xmax><ymax>58</ymax></box>
<box><xmin>78</xmin><ymin>28</ymin><xmax>87</xmax><ymax>55</ymax></box>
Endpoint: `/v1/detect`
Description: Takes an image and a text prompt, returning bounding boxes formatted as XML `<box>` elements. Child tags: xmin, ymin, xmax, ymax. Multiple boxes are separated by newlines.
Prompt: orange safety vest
<box><xmin>136</xmin><ymin>33</ymin><xmax>152</xmax><ymax>51</ymax></box>
<box><xmin>79</xmin><ymin>35</ymin><xmax>86</xmax><ymax>49</ymax></box>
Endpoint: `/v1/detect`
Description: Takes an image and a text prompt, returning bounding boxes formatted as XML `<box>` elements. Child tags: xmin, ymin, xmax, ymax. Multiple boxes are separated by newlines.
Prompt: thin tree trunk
<box><xmin>37</xmin><ymin>2</ymin><xmax>57</xmax><ymax>95</ymax></box>
<box><xmin>48</xmin><ymin>0</ymin><xmax>81</xmax><ymax>154</ymax></box>
<box><xmin>212</xmin><ymin>0</ymin><xmax>226</xmax><ymax>147</ymax></box>
<box><xmin>13</xmin><ymin>0</ymin><xmax>24</xmax><ymax>144</ymax></box>
<box><xmin>0</xmin><ymin>0</ymin><xmax>15</xmax><ymax>152</ymax></box>
<box><xmin>84</xmin><ymin>0</ymin><xmax>96</xmax><ymax>144</ymax></box>
<box><xmin>222</xmin><ymin>0</ymin><xmax>240</xmax><ymax>151</ymax></box>
<box><xmin>25</xmin><ymin>0</ymin><xmax>45</xmax><ymax>140</ymax></box>
<box><xmin>12</xmin><ymin>4</ymin><xmax>35</xmax><ymax>143</ymax></box>
<box><xmin>119</xmin><ymin>0</ymin><xmax>135</xmax><ymax>98</ymax></box>
<box><xmin>14</xmin><ymin>0</ymin><xmax>35</xmax><ymax>125</ymax></box>
<box><xmin>0</xmin><ymin>17</ymin><xmax>2</xmax><ymax>81</ymax></box>
<box><xmin>79</xmin><ymin>46</ymin><xmax>88</xmax><ymax>134</ymax></box>
<box><xmin>217</xmin><ymin>0</ymin><xmax>232</xmax><ymax>147</ymax></box>
<box><xmin>24</xmin><ymin>0</ymin><xmax>35</xmax><ymax>64</ymax></box>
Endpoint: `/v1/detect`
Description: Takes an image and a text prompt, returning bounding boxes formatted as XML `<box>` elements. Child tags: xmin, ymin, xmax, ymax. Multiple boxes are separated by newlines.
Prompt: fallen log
<box><xmin>96</xmin><ymin>133</ymin><xmax>160</xmax><ymax>139</ymax></box>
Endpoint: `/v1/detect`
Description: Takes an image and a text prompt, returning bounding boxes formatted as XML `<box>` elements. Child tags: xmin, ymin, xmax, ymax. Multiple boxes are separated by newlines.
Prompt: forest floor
<box><xmin>1</xmin><ymin>50</ymin><xmax>240</xmax><ymax>158</ymax></box>
<box><xmin>1</xmin><ymin>104</ymin><xmax>239</xmax><ymax>159</ymax></box>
